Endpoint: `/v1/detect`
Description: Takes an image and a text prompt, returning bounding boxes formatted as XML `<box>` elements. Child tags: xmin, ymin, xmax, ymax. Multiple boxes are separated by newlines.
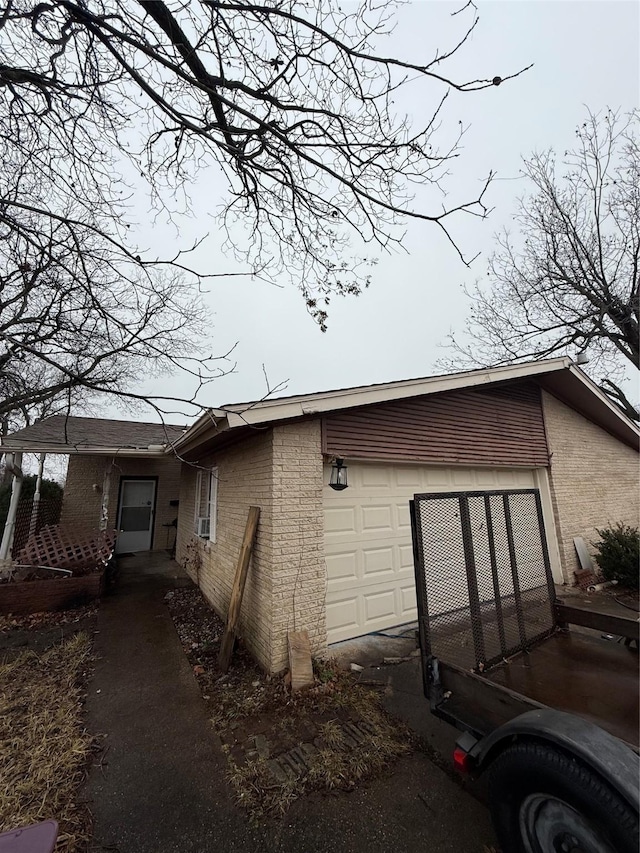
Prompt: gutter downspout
<box><xmin>0</xmin><ymin>452</ymin><xmax>24</xmax><ymax>564</ymax></box>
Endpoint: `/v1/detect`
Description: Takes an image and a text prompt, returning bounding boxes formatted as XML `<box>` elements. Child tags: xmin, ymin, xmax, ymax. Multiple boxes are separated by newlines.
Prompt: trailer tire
<box><xmin>487</xmin><ymin>740</ymin><xmax>639</xmax><ymax>853</ymax></box>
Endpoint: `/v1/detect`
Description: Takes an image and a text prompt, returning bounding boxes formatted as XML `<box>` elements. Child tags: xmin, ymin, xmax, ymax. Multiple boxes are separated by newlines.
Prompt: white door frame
<box><xmin>533</xmin><ymin>467</ymin><xmax>565</xmax><ymax>584</ymax></box>
<box><xmin>116</xmin><ymin>478</ymin><xmax>157</xmax><ymax>553</ymax></box>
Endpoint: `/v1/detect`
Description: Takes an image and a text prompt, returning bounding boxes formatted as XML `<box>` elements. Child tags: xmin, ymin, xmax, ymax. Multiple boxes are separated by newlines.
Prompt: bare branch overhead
<box><xmin>442</xmin><ymin>108</ymin><xmax>640</xmax><ymax>421</ymax></box>
<box><xmin>1</xmin><ymin>1</ymin><xmax>525</xmax><ymax>423</ymax></box>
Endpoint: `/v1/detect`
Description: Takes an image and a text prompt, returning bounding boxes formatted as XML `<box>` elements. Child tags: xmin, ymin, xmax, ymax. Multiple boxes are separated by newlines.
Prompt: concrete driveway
<box><xmin>85</xmin><ymin>554</ymin><xmax>496</xmax><ymax>852</ymax></box>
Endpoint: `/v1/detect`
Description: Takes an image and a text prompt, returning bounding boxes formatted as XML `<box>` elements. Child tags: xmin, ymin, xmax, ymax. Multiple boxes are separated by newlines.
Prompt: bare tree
<box><xmin>444</xmin><ymin>109</ymin><xmax>639</xmax><ymax>420</ymax></box>
<box><xmin>0</xmin><ymin>171</ymin><xmax>236</xmax><ymax>423</ymax></box>
<box><xmin>1</xmin><ymin>1</ymin><xmax>526</xmax><ymax>424</ymax></box>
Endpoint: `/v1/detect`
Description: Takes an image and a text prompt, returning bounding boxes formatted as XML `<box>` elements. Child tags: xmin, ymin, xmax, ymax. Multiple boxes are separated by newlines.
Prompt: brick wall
<box><xmin>60</xmin><ymin>456</ymin><xmax>109</xmax><ymax>534</ymax></box>
<box><xmin>60</xmin><ymin>454</ymin><xmax>182</xmax><ymax>551</ymax></box>
<box><xmin>270</xmin><ymin>420</ymin><xmax>325</xmax><ymax>672</ymax></box>
<box><xmin>543</xmin><ymin>391</ymin><xmax>640</xmax><ymax>582</ymax></box>
<box><xmin>176</xmin><ymin>432</ymin><xmax>275</xmax><ymax>671</ymax></box>
<box><xmin>175</xmin><ymin>421</ymin><xmax>326</xmax><ymax>673</ymax></box>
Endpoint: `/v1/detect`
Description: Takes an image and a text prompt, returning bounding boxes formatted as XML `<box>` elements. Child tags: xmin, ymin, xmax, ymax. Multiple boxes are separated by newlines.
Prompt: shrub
<box><xmin>593</xmin><ymin>524</ymin><xmax>640</xmax><ymax>589</ymax></box>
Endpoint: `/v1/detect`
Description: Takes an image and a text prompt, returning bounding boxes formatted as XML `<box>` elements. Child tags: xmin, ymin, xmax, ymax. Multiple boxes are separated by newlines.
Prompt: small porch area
<box><xmin>115</xmin><ymin>550</ymin><xmax>191</xmax><ymax>585</ymax></box>
<box><xmin>0</xmin><ymin>415</ymin><xmax>185</xmax><ymax>570</ymax></box>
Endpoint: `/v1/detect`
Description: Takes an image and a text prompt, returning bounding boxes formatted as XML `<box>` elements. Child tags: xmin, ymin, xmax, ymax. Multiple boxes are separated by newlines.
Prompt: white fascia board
<box><xmin>171</xmin><ymin>409</ymin><xmax>229</xmax><ymax>451</ymax></box>
<box><xmin>0</xmin><ymin>444</ymin><xmax>169</xmax><ymax>457</ymax></box>
<box><xmin>223</xmin><ymin>358</ymin><xmax>572</xmax><ymax>428</ymax></box>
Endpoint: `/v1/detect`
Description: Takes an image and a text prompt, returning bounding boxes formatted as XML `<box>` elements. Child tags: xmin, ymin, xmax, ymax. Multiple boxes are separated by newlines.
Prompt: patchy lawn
<box><xmin>0</xmin><ymin>627</ymin><xmax>95</xmax><ymax>852</ymax></box>
<box><xmin>166</xmin><ymin>587</ymin><xmax>413</xmax><ymax>818</ymax></box>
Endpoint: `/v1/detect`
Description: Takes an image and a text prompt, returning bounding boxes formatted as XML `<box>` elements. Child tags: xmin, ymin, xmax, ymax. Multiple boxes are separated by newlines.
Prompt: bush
<box><xmin>593</xmin><ymin>524</ymin><xmax>640</xmax><ymax>589</ymax></box>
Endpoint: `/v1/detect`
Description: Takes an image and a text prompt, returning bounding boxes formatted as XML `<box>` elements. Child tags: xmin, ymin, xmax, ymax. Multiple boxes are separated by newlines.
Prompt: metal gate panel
<box><xmin>411</xmin><ymin>489</ymin><xmax>556</xmax><ymax>673</ymax></box>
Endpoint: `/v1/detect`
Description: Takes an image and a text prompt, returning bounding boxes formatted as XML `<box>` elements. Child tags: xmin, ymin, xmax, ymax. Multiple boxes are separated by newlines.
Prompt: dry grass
<box><xmin>226</xmin><ymin>672</ymin><xmax>412</xmax><ymax>818</ymax></box>
<box><xmin>0</xmin><ymin>633</ymin><xmax>93</xmax><ymax>852</ymax></box>
<box><xmin>166</xmin><ymin>589</ymin><xmax>413</xmax><ymax>819</ymax></box>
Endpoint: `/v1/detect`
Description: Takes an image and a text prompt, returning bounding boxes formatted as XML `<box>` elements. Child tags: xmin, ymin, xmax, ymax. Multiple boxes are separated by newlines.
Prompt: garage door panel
<box><xmin>360</xmin><ymin>465</ymin><xmax>393</xmax><ymax>489</ymax></box>
<box><xmin>327</xmin><ymin>569</ymin><xmax>415</xmax><ymax>593</ymax></box>
<box><xmin>361</xmin><ymin>504</ymin><xmax>393</xmax><ymax>532</ymax></box>
<box><xmin>395</xmin><ymin>466</ymin><xmax>422</xmax><ymax>487</ymax></box>
<box><xmin>324</xmin><ymin>462</ymin><xmax>537</xmax><ymax>643</ymax></box>
<box><xmin>399</xmin><ymin>583</ymin><xmax>419</xmax><ymax>617</ymax></box>
<box><xmin>362</xmin><ymin>545</ymin><xmax>395</xmax><ymax>577</ymax></box>
<box><xmin>326</xmin><ymin>595</ymin><xmax>360</xmax><ymax>639</ymax></box>
<box><xmin>324</xmin><ymin>506</ymin><xmax>357</xmax><ymax>534</ymax></box>
<box><xmin>424</xmin><ymin>467</ymin><xmax>453</xmax><ymax>487</ymax></box>
<box><xmin>452</xmin><ymin>467</ymin><xmax>474</xmax><ymax>486</ymax></box>
<box><xmin>363</xmin><ymin>588</ymin><xmax>397</xmax><ymax>622</ymax></box>
<box><xmin>396</xmin><ymin>501</ymin><xmax>411</xmax><ymax>530</ymax></box>
<box><xmin>325</xmin><ymin>550</ymin><xmax>358</xmax><ymax>582</ymax></box>
<box><xmin>398</xmin><ymin>543</ymin><xmax>414</xmax><ymax>570</ymax></box>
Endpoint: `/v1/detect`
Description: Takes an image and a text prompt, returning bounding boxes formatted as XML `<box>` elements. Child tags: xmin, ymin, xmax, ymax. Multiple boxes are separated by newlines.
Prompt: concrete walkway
<box><xmin>85</xmin><ymin>553</ymin><xmax>495</xmax><ymax>853</ymax></box>
<box><xmin>85</xmin><ymin>554</ymin><xmax>262</xmax><ymax>852</ymax></box>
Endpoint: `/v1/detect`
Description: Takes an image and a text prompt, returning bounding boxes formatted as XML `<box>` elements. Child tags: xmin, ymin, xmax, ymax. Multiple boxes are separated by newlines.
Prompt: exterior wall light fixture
<box><xmin>329</xmin><ymin>457</ymin><xmax>348</xmax><ymax>491</ymax></box>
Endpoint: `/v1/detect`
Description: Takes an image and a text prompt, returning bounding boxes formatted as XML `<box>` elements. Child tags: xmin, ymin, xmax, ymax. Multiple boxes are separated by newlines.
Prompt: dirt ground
<box><xmin>0</xmin><ymin>604</ymin><xmax>98</xmax><ymax>661</ymax></box>
<box><xmin>165</xmin><ymin>586</ymin><xmax>414</xmax><ymax>817</ymax></box>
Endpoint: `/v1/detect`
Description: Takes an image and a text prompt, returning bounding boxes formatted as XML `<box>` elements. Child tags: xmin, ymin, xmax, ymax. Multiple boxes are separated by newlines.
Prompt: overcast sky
<box><xmin>112</xmin><ymin>0</ymin><xmax>639</xmax><ymax>421</ymax></box>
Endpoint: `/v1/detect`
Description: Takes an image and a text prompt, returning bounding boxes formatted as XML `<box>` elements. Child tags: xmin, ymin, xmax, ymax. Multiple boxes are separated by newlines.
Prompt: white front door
<box><xmin>116</xmin><ymin>479</ymin><xmax>156</xmax><ymax>553</ymax></box>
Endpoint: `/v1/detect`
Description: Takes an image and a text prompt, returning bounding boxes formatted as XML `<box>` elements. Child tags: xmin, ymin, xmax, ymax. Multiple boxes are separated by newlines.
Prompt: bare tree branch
<box><xmin>442</xmin><ymin>108</ymin><xmax>640</xmax><ymax>421</ymax></box>
<box><xmin>1</xmin><ymin>0</ymin><xmax>526</xmax><ymax>424</ymax></box>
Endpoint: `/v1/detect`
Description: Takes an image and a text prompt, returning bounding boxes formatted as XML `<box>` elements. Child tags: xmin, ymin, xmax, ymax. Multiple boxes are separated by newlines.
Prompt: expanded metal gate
<box><xmin>410</xmin><ymin>489</ymin><xmax>556</xmax><ymax>673</ymax></box>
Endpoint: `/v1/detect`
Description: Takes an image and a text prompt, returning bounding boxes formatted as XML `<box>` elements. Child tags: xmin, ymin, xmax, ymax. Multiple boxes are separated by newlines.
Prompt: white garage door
<box><xmin>324</xmin><ymin>462</ymin><xmax>539</xmax><ymax>644</ymax></box>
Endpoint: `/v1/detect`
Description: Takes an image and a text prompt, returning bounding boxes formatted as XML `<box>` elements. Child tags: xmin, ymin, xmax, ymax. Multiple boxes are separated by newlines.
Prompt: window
<box><xmin>194</xmin><ymin>468</ymin><xmax>218</xmax><ymax>543</ymax></box>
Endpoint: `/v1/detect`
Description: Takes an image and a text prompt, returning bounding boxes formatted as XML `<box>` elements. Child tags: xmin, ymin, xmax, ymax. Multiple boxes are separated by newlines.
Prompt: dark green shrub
<box><xmin>593</xmin><ymin>523</ymin><xmax>640</xmax><ymax>589</ymax></box>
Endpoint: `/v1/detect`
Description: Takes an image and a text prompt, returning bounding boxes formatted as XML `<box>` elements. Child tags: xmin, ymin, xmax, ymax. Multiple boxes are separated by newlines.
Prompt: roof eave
<box><xmin>172</xmin><ymin>409</ymin><xmax>229</xmax><ymax>453</ymax></box>
<box><xmin>542</xmin><ymin>365</ymin><xmax>640</xmax><ymax>449</ymax></box>
<box><xmin>223</xmin><ymin>358</ymin><xmax>573</xmax><ymax>428</ymax></box>
<box><xmin>0</xmin><ymin>443</ymin><xmax>169</xmax><ymax>457</ymax></box>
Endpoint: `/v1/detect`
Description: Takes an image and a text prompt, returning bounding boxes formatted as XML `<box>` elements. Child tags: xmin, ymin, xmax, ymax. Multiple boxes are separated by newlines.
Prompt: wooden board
<box><xmin>438</xmin><ymin>630</ymin><xmax>640</xmax><ymax>748</ymax></box>
<box><xmin>486</xmin><ymin>632</ymin><xmax>639</xmax><ymax>747</ymax></box>
<box><xmin>218</xmin><ymin>506</ymin><xmax>260</xmax><ymax>673</ymax></box>
<box><xmin>555</xmin><ymin>602</ymin><xmax>639</xmax><ymax>641</ymax></box>
<box><xmin>288</xmin><ymin>631</ymin><xmax>314</xmax><ymax>691</ymax></box>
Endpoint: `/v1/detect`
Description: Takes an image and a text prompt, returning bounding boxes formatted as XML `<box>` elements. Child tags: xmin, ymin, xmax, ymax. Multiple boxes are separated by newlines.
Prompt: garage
<box><xmin>323</xmin><ymin>461</ymin><xmax>558</xmax><ymax>644</ymax></box>
<box><xmin>164</xmin><ymin>356</ymin><xmax>638</xmax><ymax>672</ymax></box>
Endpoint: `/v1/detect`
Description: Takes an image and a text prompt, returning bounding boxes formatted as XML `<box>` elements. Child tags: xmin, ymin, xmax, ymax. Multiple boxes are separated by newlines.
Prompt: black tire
<box><xmin>487</xmin><ymin>740</ymin><xmax>639</xmax><ymax>853</ymax></box>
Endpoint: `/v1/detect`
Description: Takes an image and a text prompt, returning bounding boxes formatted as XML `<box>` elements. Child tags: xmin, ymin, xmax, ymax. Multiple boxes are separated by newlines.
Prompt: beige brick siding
<box><xmin>175</xmin><ymin>420</ymin><xmax>326</xmax><ymax>673</ymax></box>
<box><xmin>270</xmin><ymin>420</ymin><xmax>325</xmax><ymax>672</ymax></box>
<box><xmin>543</xmin><ymin>391</ymin><xmax>640</xmax><ymax>582</ymax></box>
<box><xmin>60</xmin><ymin>456</ymin><xmax>109</xmax><ymax>535</ymax></box>
<box><xmin>60</xmin><ymin>454</ymin><xmax>181</xmax><ymax>550</ymax></box>
<box><xmin>176</xmin><ymin>432</ymin><xmax>275</xmax><ymax>671</ymax></box>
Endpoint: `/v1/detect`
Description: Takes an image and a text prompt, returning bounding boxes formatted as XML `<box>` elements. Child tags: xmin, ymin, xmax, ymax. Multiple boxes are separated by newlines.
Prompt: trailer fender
<box><xmin>470</xmin><ymin>708</ymin><xmax>640</xmax><ymax>813</ymax></box>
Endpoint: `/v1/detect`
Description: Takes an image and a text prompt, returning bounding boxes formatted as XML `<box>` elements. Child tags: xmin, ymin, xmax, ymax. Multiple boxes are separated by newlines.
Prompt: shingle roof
<box><xmin>2</xmin><ymin>415</ymin><xmax>186</xmax><ymax>451</ymax></box>
<box><xmin>175</xmin><ymin>357</ymin><xmax>640</xmax><ymax>455</ymax></box>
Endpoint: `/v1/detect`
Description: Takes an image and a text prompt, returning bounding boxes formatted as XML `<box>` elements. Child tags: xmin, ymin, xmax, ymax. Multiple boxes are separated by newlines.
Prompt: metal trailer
<box><xmin>410</xmin><ymin>488</ymin><xmax>639</xmax><ymax>853</ymax></box>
